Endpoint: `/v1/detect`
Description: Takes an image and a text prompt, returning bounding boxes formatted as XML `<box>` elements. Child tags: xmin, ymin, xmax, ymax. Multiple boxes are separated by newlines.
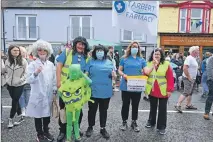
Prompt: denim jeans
<box><xmin>202</xmin><ymin>71</ymin><xmax>209</xmax><ymax>94</ymax></box>
<box><xmin>19</xmin><ymin>86</ymin><xmax>30</xmax><ymax>109</ymax></box>
<box><xmin>205</xmin><ymin>80</ymin><xmax>213</xmax><ymax>114</ymax></box>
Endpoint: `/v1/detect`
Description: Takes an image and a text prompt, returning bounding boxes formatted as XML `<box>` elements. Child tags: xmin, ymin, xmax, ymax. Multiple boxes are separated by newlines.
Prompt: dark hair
<box><xmin>92</xmin><ymin>44</ymin><xmax>108</xmax><ymax>60</ymax></box>
<box><xmin>8</xmin><ymin>45</ymin><xmax>23</xmax><ymax>66</ymax></box>
<box><xmin>148</xmin><ymin>48</ymin><xmax>165</xmax><ymax>64</ymax></box>
<box><xmin>72</xmin><ymin>36</ymin><xmax>90</xmax><ymax>58</ymax></box>
<box><xmin>108</xmin><ymin>46</ymin><xmax>113</xmax><ymax>49</ymax></box>
<box><xmin>49</xmin><ymin>54</ymin><xmax>55</xmax><ymax>65</ymax></box>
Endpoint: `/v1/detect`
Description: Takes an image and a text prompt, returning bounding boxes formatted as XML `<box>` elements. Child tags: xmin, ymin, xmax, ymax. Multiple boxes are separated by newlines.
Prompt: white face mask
<box><xmin>39</xmin><ymin>54</ymin><xmax>47</xmax><ymax>61</ymax></box>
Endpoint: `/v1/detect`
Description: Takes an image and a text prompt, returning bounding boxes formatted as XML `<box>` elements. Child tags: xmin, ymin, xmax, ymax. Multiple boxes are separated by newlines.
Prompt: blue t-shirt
<box><xmin>86</xmin><ymin>59</ymin><xmax>113</xmax><ymax>98</ymax></box>
<box><xmin>56</xmin><ymin>50</ymin><xmax>87</xmax><ymax>72</ymax></box>
<box><xmin>119</xmin><ymin>56</ymin><xmax>147</xmax><ymax>91</ymax></box>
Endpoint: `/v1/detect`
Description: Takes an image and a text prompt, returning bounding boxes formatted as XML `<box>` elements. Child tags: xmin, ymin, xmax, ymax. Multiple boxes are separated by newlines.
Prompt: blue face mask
<box><xmin>96</xmin><ymin>51</ymin><xmax>104</xmax><ymax>60</ymax></box>
<box><xmin>131</xmin><ymin>48</ymin><xmax>138</xmax><ymax>56</ymax></box>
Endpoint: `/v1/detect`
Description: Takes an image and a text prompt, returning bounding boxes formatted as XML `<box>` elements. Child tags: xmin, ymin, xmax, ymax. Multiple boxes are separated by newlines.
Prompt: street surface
<box><xmin>1</xmin><ymin>86</ymin><xmax>213</xmax><ymax>142</ymax></box>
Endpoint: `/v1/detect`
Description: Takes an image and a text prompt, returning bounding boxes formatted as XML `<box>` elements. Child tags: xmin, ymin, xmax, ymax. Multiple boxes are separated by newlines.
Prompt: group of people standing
<box><xmin>2</xmin><ymin>35</ymin><xmax>212</xmax><ymax>142</ymax></box>
<box><xmin>2</xmin><ymin>42</ymin><xmax>57</xmax><ymax>142</ymax></box>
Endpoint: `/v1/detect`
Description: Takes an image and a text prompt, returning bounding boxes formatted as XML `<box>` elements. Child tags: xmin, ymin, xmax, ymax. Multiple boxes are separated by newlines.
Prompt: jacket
<box><xmin>207</xmin><ymin>56</ymin><xmax>213</xmax><ymax>81</ymax></box>
<box><xmin>5</xmin><ymin>58</ymin><xmax>28</xmax><ymax>87</ymax></box>
<box><xmin>26</xmin><ymin>59</ymin><xmax>57</xmax><ymax>118</ymax></box>
<box><xmin>145</xmin><ymin>61</ymin><xmax>174</xmax><ymax>98</ymax></box>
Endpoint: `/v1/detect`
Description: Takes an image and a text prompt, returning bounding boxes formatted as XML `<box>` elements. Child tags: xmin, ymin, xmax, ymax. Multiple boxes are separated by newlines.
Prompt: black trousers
<box><xmin>121</xmin><ymin>91</ymin><xmax>141</xmax><ymax>121</ymax></box>
<box><xmin>7</xmin><ymin>85</ymin><xmax>24</xmax><ymax>118</ymax></box>
<box><xmin>34</xmin><ymin>117</ymin><xmax>50</xmax><ymax>136</ymax></box>
<box><xmin>148</xmin><ymin>95</ymin><xmax>168</xmax><ymax>130</ymax></box>
<box><xmin>58</xmin><ymin>97</ymin><xmax>83</xmax><ymax>133</ymax></box>
<box><xmin>88</xmin><ymin>97</ymin><xmax>110</xmax><ymax>128</ymax></box>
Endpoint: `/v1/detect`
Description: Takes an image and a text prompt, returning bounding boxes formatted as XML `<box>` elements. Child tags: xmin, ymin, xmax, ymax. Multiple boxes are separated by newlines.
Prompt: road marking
<box><xmin>2</xmin><ymin>106</ymin><xmax>209</xmax><ymax>114</ymax></box>
<box><xmin>2</xmin><ymin>106</ymin><xmax>12</xmax><ymax>108</ymax></box>
<box><xmin>138</xmin><ymin>110</ymin><xmax>208</xmax><ymax>114</ymax></box>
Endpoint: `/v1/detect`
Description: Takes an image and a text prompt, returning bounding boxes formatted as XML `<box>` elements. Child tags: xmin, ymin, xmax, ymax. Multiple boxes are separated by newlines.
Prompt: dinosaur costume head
<box><xmin>58</xmin><ymin>64</ymin><xmax>92</xmax><ymax>112</ymax></box>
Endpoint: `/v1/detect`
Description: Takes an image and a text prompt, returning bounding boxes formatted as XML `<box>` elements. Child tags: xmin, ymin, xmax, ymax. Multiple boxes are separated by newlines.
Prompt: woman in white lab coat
<box><xmin>26</xmin><ymin>40</ymin><xmax>57</xmax><ymax>142</ymax></box>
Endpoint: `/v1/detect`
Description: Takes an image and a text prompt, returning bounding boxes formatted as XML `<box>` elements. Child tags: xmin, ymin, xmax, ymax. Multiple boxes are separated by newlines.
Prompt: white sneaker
<box><xmin>113</xmin><ymin>88</ymin><xmax>119</xmax><ymax>92</ymax></box>
<box><xmin>21</xmin><ymin>108</ymin><xmax>26</xmax><ymax>117</ymax></box>
<box><xmin>7</xmin><ymin>118</ymin><xmax>14</xmax><ymax>128</ymax></box>
<box><xmin>14</xmin><ymin>116</ymin><xmax>24</xmax><ymax>126</ymax></box>
<box><xmin>1</xmin><ymin>119</ymin><xmax>4</xmax><ymax>124</ymax></box>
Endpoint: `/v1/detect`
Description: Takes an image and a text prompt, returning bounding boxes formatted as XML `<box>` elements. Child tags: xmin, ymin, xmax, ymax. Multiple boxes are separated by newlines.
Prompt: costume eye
<box><xmin>63</xmin><ymin>91</ymin><xmax>71</xmax><ymax>97</ymax></box>
<box><xmin>75</xmin><ymin>88</ymin><xmax>81</xmax><ymax>96</ymax></box>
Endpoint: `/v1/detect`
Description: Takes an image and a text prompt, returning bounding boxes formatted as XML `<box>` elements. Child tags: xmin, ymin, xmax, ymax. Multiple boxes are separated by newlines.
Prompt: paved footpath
<box><xmin>1</xmin><ymin>87</ymin><xmax>213</xmax><ymax>142</ymax></box>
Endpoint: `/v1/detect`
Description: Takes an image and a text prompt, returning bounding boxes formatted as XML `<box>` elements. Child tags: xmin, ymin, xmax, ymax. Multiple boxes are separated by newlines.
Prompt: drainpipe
<box><xmin>2</xmin><ymin>9</ymin><xmax>6</xmax><ymax>53</ymax></box>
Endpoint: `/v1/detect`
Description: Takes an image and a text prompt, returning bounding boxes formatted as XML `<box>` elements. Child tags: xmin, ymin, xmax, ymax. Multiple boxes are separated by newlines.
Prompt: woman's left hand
<box><xmin>167</xmin><ymin>92</ymin><xmax>172</xmax><ymax>97</ymax></box>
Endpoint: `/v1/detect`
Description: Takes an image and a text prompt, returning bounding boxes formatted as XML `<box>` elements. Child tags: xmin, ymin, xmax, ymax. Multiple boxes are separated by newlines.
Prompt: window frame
<box><xmin>179</xmin><ymin>9</ymin><xmax>187</xmax><ymax>33</ymax></box>
<box><xmin>120</xmin><ymin>29</ymin><xmax>146</xmax><ymax>42</ymax></box>
<box><xmin>190</xmin><ymin>8</ymin><xmax>203</xmax><ymax>33</ymax></box>
<box><xmin>178</xmin><ymin>7</ymin><xmax>211</xmax><ymax>33</ymax></box>
<box><xmin>15</xmin><ymin>15</ymin><xmax>37</xmax><ymax>40</ymax></box>
<box><xmin>69</xmin><ymin>15</ymin><xmax>93</xmax><ymax>40</ymax></box>
<box><xmin>205</xmin><ymin>10</ymin><xmax>210</xmax><ymax>33</ymax></box>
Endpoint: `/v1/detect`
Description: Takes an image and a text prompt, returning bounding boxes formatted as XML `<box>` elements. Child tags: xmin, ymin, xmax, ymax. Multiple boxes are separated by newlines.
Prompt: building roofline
<box><xmin>160</xmin><ymin>4</ymin><xmax>179</xmax><ymax>8</ymax></box>
<box><xmin>160</xmin><ymin>1</ymin><xmax>213</xmax><ymax>8</ymax></box>
<box><xmin>2</xmin><ymin>1</ymin><xmax>213</xmax><ymax>9</ymax></box>
<box><xmin>2</xmin><ymin>7</ymin><xmax>112</xmax><ymax>10</ymax></box>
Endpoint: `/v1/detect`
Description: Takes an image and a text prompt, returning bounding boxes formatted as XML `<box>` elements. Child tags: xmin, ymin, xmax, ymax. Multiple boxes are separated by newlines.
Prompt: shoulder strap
<box><xmin>66</xmin><ymin>48</ymin><xmax>72</xmax><ymax>57</ymax></box>
<box><xmin>64</xmin><ymin>49</ymin><xmax>73</xmax><ymax>65</ymax></box>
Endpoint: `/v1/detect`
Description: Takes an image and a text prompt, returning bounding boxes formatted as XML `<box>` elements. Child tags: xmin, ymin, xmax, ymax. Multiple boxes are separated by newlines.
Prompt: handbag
<box><xmin>59</xmin><ymin>108</ymin><xmax>67</xmax><ymax>124</ymax></box>
<box><xmin>52</xmin><ymin>95</ymin><xmax>59</xmax><ymax>118</ymax></box>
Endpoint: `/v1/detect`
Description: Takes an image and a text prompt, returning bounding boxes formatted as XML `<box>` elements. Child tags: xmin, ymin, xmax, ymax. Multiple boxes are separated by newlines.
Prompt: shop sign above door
<box><xmin>161</xmin><ymin>36</ymin><xmax>213</xmax><ymax>46</ymax></box>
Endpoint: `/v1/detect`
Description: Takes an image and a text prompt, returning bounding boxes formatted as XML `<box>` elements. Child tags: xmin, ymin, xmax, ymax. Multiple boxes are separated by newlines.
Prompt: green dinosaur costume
<box><xmin>58</xmin><ymin>64</ymin><xmax>93</xmax><ymax>142</ymax></box>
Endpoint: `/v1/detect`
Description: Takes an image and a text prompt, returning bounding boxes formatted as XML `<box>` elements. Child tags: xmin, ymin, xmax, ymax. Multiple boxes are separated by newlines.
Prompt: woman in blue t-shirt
<box><xmin>85</xmin><ymin>45</ymin><xmax>115</xmax><ymax>139</ymax></box>
<box><xmin>118</xmin><ymin>42</ymin><xmax>156</xmax><ymax>132</ymax></box>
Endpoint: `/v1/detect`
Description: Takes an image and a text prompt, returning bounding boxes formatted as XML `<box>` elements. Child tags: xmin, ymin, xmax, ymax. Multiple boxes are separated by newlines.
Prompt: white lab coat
<box><xmin>26</xmin><ymin>59</ymin><xmax>57</xmax><ymax>118</ymax></box>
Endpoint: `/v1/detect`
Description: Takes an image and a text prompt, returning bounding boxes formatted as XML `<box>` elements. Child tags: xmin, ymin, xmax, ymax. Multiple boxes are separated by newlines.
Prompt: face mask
<box><xmin>131</xmin><ymin>48</ymin><xmax>138</xmax><ymax>56</ymax></box>
<box><xmin>39</xmin><ymin>54</ymin><xmax>47</xmax><ymax>61</ymax></box>
<box><xmin>96</xmin><ymin>51</ymin><xmax>104</xmax><ymax>60</ymax></box>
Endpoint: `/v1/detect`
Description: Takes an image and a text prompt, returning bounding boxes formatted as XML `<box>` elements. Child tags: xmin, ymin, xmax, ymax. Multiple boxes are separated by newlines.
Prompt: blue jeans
<box><xmin>202</xmin><ymin>71</ymin><xmax>209</xmax><ymax>94</ymax></box>
<box><xmin>19</xmin><ymin>86</ymin><xmax>30</xmax><ymax>109</ymax></box>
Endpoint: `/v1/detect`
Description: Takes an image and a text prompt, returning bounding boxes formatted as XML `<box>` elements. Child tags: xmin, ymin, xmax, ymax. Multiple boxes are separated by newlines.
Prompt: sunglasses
<box><xmin>37</xmin><ymin>49</ymin><xmax>47</xmax><ymax>52</ymax></box>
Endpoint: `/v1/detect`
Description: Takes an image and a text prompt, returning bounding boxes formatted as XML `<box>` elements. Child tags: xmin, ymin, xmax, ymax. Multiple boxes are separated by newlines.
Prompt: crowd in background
<box><xmin>1</xmin><ymin>39</ymin><xmax>213</xmax><ymax>142</ymax></box>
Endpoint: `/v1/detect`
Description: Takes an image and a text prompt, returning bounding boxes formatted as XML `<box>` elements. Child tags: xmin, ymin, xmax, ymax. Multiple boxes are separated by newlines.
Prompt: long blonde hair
<box><xmin>123</xmin><ymin>41</ymin><xmax>142</xmax><ymax>58</ymax></box>
<box><xmin>19</xmin><ymin>46</ymin><xmax>28</xmax><ymax>58</ymax></box>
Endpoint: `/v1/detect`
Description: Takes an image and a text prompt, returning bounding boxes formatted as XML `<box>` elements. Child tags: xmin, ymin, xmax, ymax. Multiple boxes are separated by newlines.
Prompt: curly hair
<box><xmin>92</xmin><ymin>44</ymin><xmax>108</xmax><ymax>60</ymax></box>
<box><xmin>189</xmin><ymin>46</ymin><xmax>199</xmax><ymax>54</ymax></box>
<box><xmin>31</xmin><ymin>40</ymin><xmax>53</xmax><ymax>58</ymax></box>
<box><xmin>72</xmin><ymin>36</ymin><xmax>90</xmax><ymax>58</ymax></box>
<box><xmin>8</xmin><ymin>45</ymin><xmax>23</xmax><ymax>66</ymax></box>
<box><xmin>123</xmin><ymin>41</ymin><xmax>142</xmax><ymax>58</ymax></box>
<box><xmin>148</xmin><ymin>48</ymin><xmax>165</xmax><ymax>64</ymax></box>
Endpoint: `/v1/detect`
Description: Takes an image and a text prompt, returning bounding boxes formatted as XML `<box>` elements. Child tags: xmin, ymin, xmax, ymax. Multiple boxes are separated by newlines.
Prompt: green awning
<box><xmin>87</xmin><ymin>39</ymin><xmax>123</xmax><ymax>57</ymax></box>
<box><xmin>87</xmin><ymin>39</ymin><xmax>120</xmax><ymax>48</ymax></box>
